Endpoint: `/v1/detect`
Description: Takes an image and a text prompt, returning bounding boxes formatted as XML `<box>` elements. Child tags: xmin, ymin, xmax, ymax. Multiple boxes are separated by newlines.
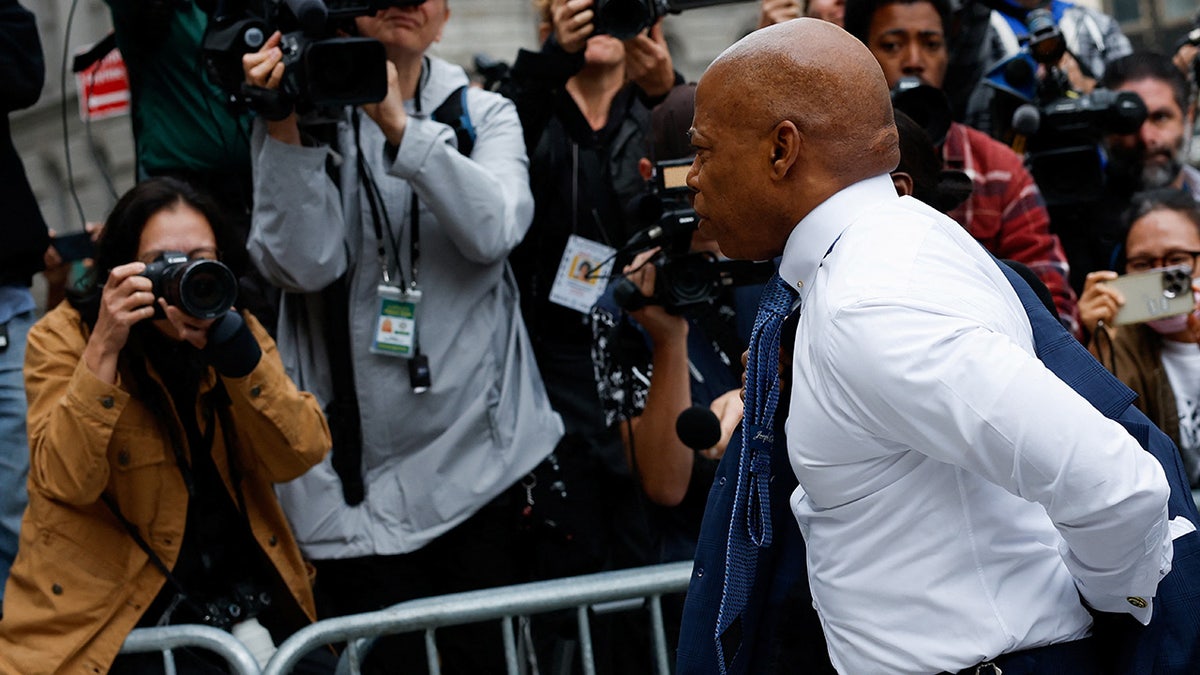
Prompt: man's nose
<box><xmin>1138</xmin><ymin>123</ymin><xmax>1161</xmax><ymax>152</ymax></box>
<box><xmin>901</xmin><ymin>45</ymin><xmax>924</xmax><ymax>75</ymax></box>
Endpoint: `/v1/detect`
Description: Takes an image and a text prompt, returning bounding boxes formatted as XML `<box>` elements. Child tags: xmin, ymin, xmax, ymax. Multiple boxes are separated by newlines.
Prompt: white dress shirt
<box><xmin>779</xmin><ymin>174</ymin><xmax>1173</xmax><ymax>674</ymax></box>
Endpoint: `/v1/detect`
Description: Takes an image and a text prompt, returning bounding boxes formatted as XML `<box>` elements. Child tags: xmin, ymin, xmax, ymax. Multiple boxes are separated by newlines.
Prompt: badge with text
<box><xmin>370</xmin><ymin>285</ymin><xmax>420</xmax><ymax>357</ymax></box>
<box><xmin>549</xmin><ymin>234</ymin><xmax>616</xmax><ymax>314</ymax></box>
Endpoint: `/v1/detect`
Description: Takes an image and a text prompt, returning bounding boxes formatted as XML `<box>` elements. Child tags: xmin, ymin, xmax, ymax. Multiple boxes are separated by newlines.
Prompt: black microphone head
<box><xmin>1011</xmin><ymin>103</ymin><xmax>1041</xmax><ymax>136</ymax></box>
<box><xmin>676</xmin><ymin>405</ymin><xmax>722</xmax><ymax>451</ymax></box>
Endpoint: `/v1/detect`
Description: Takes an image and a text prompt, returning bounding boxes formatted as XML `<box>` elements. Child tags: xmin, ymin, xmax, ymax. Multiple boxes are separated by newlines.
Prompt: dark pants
<box><xmin>945</xmin><ymin>636</ymin><xmax>1100</xmax><ymax>675</ymax></box>
<box><xmin>517</xmin><ymin>434</ymin><xmax>657</xmax><ymax>675</ymax></box>
<box><xmin>312</xmin><ymin>488</ymin><xmax>521</xmax><ymax>675</ymax></box>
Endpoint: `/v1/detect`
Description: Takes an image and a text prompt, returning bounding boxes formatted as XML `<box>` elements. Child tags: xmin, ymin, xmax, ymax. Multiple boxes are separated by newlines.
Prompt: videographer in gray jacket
<box><xmin>243</xmin><ymin>3</ymin><xmax>563</xmax><ymax>673</ymax></box>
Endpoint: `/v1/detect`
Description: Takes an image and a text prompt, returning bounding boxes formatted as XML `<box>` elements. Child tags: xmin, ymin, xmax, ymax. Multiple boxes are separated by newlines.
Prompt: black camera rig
<box><xmin>983</xmin><ymin>8</ymin><xmax>1146</xmax><ymax>206</ymax></box>
<box><xmin>593</xmin><ymin>0</ymin><xmax>754</xmax><ymax>40</ymax></box>
<box><xmin>613</xmin><ymin>158</ymin><xmax>773</xmax><ymax>315</ymax></box>
<box><xmin>200</xmin><ymin>0</ymin><xmax>424</xmax><ymax>118</ymax></box>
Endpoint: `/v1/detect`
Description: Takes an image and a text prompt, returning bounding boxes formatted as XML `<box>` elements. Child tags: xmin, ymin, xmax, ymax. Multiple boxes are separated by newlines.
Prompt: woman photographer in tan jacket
<box><xmin>0</xmin><ymin>178</ymin><xmax>332</xmax><ymax>674</ymax></box>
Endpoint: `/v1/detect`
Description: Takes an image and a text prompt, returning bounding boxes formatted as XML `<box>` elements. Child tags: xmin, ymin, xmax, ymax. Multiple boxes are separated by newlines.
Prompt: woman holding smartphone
<box><xmin>1081</xmin><ymin>187</ymin><xmax>1200</xmax><ymax>496</ymax></box>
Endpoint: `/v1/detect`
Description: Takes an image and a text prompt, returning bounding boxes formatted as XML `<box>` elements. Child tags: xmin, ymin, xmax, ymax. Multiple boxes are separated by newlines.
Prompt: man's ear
<box><xmin>638</xmin><ymin>157</ymin><xmax>654</xmax><ymax>181</ymax></box>
<box><xmin>769</xmin><ymin>120</ymin><xmax>801</xmax><ymax>179</ymax></box>
<box><xmin>891</xmin><ymin>171</ymin><xmax>914</xmax><ymax>197</ymax></box>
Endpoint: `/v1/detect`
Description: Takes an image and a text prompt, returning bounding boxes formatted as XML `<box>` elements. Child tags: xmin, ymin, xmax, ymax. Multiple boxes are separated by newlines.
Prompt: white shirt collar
<box><xmin>778</xmin><ymin>173</ymin><xmax>899</xmax><ymax>304</ymax></box>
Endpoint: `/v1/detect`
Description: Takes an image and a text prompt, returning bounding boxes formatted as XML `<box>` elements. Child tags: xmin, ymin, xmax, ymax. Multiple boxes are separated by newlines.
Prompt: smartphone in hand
<box><xmin>52</xmin><ymin>232</ymin><xmax>95</xmax><ymax>262</ymax></box>
<box><xmin>1107</xmin><ymin>264</ymin><xmax>1195</xmax><ymax>325</ymax></box>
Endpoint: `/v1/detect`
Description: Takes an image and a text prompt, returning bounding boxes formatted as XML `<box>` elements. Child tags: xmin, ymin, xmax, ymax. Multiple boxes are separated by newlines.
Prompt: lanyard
<box><xmin>357</xmin><ymin>57</ymin><xmax>430</xmax><ymax>292</ymax></box>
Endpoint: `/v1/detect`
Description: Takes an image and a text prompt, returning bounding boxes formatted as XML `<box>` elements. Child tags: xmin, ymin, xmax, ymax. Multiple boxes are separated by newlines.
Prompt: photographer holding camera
<box><xmin>1080</xmin><ymin>188</ymin><xmax>1200</xmax><ymax>498</ymax></box>
<box><xmin>243</xmin><ymin>1</ymin><xmax>563</xmax><ymax>672</ymax></box>
<box><xmin>0</xmin><ymin>177</ymin><xmax>333</xmax><ymax>674</ymax></box>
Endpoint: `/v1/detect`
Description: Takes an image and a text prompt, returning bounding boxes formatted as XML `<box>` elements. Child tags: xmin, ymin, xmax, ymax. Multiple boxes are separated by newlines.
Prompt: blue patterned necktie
<box><xmin>715</xmin><ymin>272</ymin><xmax>798</xmax><ymax>672</ymax></box>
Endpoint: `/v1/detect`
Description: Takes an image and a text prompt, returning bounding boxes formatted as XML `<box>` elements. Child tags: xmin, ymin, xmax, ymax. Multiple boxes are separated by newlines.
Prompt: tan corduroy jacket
<box><xmin>0</xmin><ymin>304</ymin><xmax>330</xmax><ymax>674</ymax></box>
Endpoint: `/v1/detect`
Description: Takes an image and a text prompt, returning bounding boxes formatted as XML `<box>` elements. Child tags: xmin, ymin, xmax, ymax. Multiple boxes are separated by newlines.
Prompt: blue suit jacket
<box><xmin>676</xmin><ymin>262</ymin><xmax>1200</xmax><ymax>674</ymax></box>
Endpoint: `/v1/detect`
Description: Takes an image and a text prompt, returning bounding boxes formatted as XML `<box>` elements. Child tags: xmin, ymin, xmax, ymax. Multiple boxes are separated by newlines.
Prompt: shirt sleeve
<box><xmin>815</xmin><ymin>298</ymin><xmax>1171</xmax><ymax>621</ymax></box>
<box><xmin>248</xmin><ymin>121</ymin><xmax>350</xmax><ymax>293</ymax></box>
<box><xmin>387</xmin><ymin>88</ymin><xmax>534</xmax><ymax>265</ymax></box>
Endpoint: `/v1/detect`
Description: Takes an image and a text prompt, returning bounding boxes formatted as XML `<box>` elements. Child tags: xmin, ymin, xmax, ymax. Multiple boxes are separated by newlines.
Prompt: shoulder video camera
<box><xmin>202</xmin><ymin>0</ymin><xmax>424</xmax><ymax>117</ymax></box>
<box><xmin>983</xmin><ymin>8</ymin><xmax>1145</xmax><ymax>206</ymax></box>
<box><xmin>141</xmin><ymin>252</ymin><xmax>238</xmax><ymax>320</ymax></box>
<box><xmin>613</xmin><ymin>158</ymin><xmax>773</xmax><ymax>315</ymax></box>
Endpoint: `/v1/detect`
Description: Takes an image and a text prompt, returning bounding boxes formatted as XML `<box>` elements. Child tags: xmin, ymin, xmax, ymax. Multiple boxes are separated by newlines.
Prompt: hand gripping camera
<box><xmin>201</xmin><ymin>0</ymin><xmax>426</xmax><ymax>117</ymax></box>
<box><xmin>613</xmin><ymin>158</ymin><xmax>774</xmax><ymax>315</ymax></box>
<box><xmin>141</xmin><ymin>252</ymin><xmax>239</xmax><ymax>320</ymax></box>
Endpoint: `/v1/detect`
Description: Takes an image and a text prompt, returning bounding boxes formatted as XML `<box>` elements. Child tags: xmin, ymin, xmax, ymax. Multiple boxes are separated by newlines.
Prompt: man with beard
<box><xmin>1102</xmin><ymin>52</ymin><xmax>1198</xmax><ymax>199</ymax></box>
<box><xmin>1061</xmin><ymin>51</ymin><xmax>1198</xmax><ymax>304</ymax></box>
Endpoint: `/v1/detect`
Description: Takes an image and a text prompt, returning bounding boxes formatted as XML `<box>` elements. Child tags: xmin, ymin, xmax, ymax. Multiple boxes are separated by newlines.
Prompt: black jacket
<box><xmin>0</xmin><ymin>0</ymin><xmax>47</xmax><ymax>287</ymax></box>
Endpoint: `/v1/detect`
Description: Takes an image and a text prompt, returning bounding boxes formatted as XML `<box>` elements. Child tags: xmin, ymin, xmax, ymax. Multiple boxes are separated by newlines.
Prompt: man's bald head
<box><xmin>687</xmin><ymin>19</ymin><xmax>899</xmax><ymax>260</ymax></box>
<box><xmin>711</xmin><ymin>18</ymin><xmax>898</xmax><ymax>182</ymax></box>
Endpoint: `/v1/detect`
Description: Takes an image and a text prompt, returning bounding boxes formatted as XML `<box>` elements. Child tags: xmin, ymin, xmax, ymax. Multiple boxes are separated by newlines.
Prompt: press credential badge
<box><xmin>371</xmin><ymin>285</ymin><xmax>419</xmax><ymax>357</ymax></box>
<box><xmin>549</xmin><ymin>234</ymin><xmax>616</xmax><ymax>314</ymax></box>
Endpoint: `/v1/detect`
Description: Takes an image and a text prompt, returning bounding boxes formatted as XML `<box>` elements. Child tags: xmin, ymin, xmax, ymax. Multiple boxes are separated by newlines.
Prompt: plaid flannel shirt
<box><xmin>944</xmin><ymin>121</ymin><xmax>1081</xmax><ymax>337</ymax></box>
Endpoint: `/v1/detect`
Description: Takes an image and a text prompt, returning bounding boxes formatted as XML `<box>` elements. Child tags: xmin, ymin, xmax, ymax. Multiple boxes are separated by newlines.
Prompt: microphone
<box><xmin>676</xmin><ymin>406</ymin><xmax>722</xmax><ymax>451</ymax></box>
<box><xmin>1010</xmin><ymin>103</ymin><xmax>1040</xmax><ymax>155</ymax></box>
<box><xmin>622</xmin><ymin>213</ymin><xmax>699</xmax><ymax>255</ymax></box>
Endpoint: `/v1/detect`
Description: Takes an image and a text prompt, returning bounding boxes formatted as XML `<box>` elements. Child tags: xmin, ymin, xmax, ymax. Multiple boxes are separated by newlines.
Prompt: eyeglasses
<box><xmin>1125</xmin><ymin>250</ymin><xmax>1200</xmax><ymax>273</ymax></box>
<box><xmin>137</xmin><ymin>247</ymin><xmax>221</xmax><ymax>264</ymax></box>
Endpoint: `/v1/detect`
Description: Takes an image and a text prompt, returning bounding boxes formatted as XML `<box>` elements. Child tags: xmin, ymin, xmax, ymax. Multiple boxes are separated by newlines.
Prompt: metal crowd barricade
<box><xmin>263</xmin><ymin>560</ymin><xmax>694</xmax><ymax>675</ymax></box>
<box><xmin>121</xmin><ymin>624</ymin><xmax>263</xmax><ymax>675</ymax></box>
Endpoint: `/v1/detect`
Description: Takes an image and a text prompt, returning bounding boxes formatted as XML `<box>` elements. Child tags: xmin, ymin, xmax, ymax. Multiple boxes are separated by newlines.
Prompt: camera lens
<box><xmin>595</xmin><ymin>0</ymin><xmax>654</xmax><ymax>40</ymax></box>
<box><xmin>173</xmin><ymin>260</ymin><xmax>238</xmax><ymax>319</ymax></box>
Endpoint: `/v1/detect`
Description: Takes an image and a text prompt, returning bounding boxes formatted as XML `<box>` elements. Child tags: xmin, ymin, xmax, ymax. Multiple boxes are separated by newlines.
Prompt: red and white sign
<box><xmin>75</xmin><ymin>47</ymin><xmax>131</xmax><ymax>122</ymax></box>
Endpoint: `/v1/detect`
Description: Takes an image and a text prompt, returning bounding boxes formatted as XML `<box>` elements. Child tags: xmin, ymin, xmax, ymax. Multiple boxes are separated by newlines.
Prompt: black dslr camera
<box><xmin>983</xmin><ymin>8</ymin><xmax>1145</xmax><ymax>205</ymax></box>
<box><xmin>141</xmin><ymin>252</ymin><xmax>238</xmax><ymax>320</ymax></box>
<box><xmin>613</xmin><ymin>159</ymin><xmax>774</xmax><ymax>314</ymax></box>
<box><xmin>593</xmin><ymin>0</ymin><xmax>753</xmax><ymax>40</ymax></box>
<box><xmin>201</xmin><ymin>0</ymin><xmax>424</xmax><ymax>118</ymax></box>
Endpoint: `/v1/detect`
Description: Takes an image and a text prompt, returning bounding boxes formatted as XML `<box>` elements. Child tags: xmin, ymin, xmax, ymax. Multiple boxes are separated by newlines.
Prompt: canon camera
<box><xmin>141</xmin><ymin>252</ymin><xmax>238</xmax><ymax>320</ymax></box>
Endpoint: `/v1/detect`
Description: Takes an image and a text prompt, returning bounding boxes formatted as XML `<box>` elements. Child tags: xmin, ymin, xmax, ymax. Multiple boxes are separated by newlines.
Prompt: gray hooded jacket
<box><xmin>248</xmin><ymin>56</ymin><xmax>563</xmax><ymax>558</ymax></box>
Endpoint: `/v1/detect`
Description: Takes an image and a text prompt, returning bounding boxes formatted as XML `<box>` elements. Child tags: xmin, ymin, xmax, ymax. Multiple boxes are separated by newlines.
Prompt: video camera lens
<box><xmin>142</xmin><ymin>252</ymin><xmax>239</xmax><ymax>320</ymax></box>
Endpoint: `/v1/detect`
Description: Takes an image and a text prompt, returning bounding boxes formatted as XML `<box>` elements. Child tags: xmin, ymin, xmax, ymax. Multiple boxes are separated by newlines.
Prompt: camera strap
<box><xmin>101</xmin><ymin>379</ymin><xmax>254</xmax><ymax>627</ymax></box>
<box><xmin>328</xmin><ymin>72</ymin><xmax>476</xmax><ymax>502</ymax></box>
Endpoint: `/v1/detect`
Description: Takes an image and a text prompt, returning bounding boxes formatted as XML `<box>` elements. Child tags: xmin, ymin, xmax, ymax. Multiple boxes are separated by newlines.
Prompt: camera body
<box><xmin>199</xmin><ymin>582</ymin><xmax>273</xmax><ymax>630</ymax></box>
<box><xmin>592</xmin><ymin>0</ymin><xmax>752</xmax><ymax>39</ymax></box>
<box><xmin>141</xmin><ymin>252</ymin><xmax>239</xmax><ymax>320</ymax></box>
<box><xmin>983</xmin><ymin>9</ymin><xmax>1146</xmax><ymax>205</ymax></box>
<box><xmin>594</xmin><ymin>0</ymin><xmax>670</xmax><ymax>39</ymax></box>
<box><xmin>632</xmin><ymin>251</ymin><xmax>774</xmax><ymax>314</ymax></box>
<box><xmin>201</xmin><ymin>0</ymin><xmax>421</xmax><ymax>116</ymax></box>
<box><xmin>614</xmin><ymin>159</ymin><xmax>773</xmax><ymax>315</ymax></box>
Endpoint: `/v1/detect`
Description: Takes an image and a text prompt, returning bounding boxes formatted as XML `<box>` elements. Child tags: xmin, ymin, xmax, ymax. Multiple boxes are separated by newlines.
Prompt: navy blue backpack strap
<box><xmin>999</xmin><ymin>261</ymin><xmax>1200</xmax><ymax>674</ymax></box>
<box><xmin>431</xmin><ymin>85</ymin><xmax>475</xmax><ymax>157</ymax></box>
